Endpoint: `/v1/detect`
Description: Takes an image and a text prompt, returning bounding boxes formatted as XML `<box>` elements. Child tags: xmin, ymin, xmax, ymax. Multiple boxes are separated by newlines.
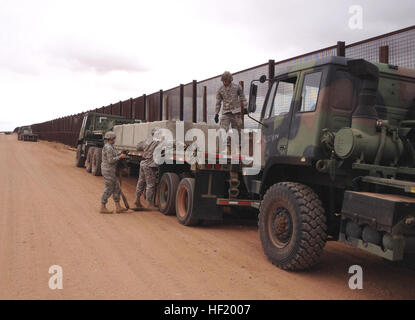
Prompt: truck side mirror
<box><xmin>248</xmin><ymin>83</ymin><xmax>258</xmax><ymax>113</ymax></box>
<box><xmin>259</xmin><ymin>75</ymin><xmax>267</xmax><ymax>83</ymax></box>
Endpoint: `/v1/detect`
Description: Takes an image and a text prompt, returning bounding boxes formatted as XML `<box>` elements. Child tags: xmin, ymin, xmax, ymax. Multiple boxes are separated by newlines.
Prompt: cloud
<box><xmin>47</xmin><ymin>40</ymin><xmax>148</xmax><ymax>74</ymax></box>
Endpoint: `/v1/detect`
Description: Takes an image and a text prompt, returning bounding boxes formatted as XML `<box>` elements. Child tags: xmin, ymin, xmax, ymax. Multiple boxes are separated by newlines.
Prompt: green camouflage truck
<box><xmin>244</xmin><ymin>56</ymin><xmax>415</xmax><ymax>270</ymax></box>
<box><xmin>75</xmin><ymin>112</ymin><xmax>142</xmax><ymax>176</ymax></box>
<box><xmin>76</xmin><ymin>57</ymin><xmax>415</xmax><ymax>271</ymax></box>
<box><xmin>147</xmin><ymin>56</ymin><xmax>415</xmax><ymax>271</ymax></box>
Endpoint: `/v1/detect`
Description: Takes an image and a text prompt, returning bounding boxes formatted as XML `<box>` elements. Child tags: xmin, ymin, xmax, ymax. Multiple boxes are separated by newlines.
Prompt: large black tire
<box><xmin>76</xmin><ymin>145</ymin><xmax>85</xmax><ymax>168</ymax></box>
<box><xmin>175</xmin><ymin>178</ymin><xmax>200</xmax><ymax>226</ymax></box>
<box><xmin>92</xmin><ymin>148</ymin><xmax>102</xmax><ymax>176</ymax></box>
<box><xmin>158</xmin><ymin>172</ymin><xmax>180</xmax><ymax>215</ymax></box>
<box><xmin>85</xmin><ymin>147</ymin><xmax>95</xmax><ymax>173</ymax></box>
<box><xmin>259</xmin><ymin>182</ymin><xmax>327</xmax><ymax>271</ymax></box>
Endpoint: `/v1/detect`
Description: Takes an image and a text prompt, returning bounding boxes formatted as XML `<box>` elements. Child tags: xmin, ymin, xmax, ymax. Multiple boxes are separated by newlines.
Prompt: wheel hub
<box><xmin>270</xmin><ymin>207</ymin><xmax>293</xmax><ymax>248</ymax></box>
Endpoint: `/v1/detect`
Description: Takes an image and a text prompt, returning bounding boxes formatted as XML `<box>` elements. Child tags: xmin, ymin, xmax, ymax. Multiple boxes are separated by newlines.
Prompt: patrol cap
<box><xmin>221</xmin><ymin>71</ymin><xmax>233</xmax><ymax>82</ymax></box>
<box><xmin>104</xmin><ymin>131</ymin><xmax>116</xmax><ymax>140</ymax></box>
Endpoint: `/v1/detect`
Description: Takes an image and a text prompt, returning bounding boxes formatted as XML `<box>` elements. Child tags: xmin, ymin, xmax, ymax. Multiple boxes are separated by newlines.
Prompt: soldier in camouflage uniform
<box><xmin>215</xmin><ymin>71</ymin><xmax>248</xmax><ymax>150</ymax></box>
<box><xmin>134</xmin><ymin>128</ymin><xmax>162</xmax><ymax>210</ymax></box>
<box><xmin>100</xmin><ymin>131</ymin><xmax>127</xmax><ymax>214</ymax></box>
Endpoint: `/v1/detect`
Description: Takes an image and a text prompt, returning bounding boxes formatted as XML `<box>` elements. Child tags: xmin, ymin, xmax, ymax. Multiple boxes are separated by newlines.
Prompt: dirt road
<box><xmin>0</xmin><ymin>134</ymin><xmax>414</xmax><ymax>300</ymax></box>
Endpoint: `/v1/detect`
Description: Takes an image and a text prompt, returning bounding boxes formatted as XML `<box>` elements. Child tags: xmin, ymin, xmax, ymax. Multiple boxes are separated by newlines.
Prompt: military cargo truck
<box><xmin>17</xmin><ymin>126</ymin><xmax>38</xmax><ymax>142</ymax></box>
<box><xmin>78</xmin><ymin>57</ymin><xmax>415</xmax><ymax>271</ymax></box>
<box><xmin>118</xmin><ymin>56</ymin><xmax>415</xmax><ymax>271</ymax></box>
<box><xmin>75</xmin><ymin>112</ymin><xmax>142</xmax><ymax>176</ymax></box>
<box><xmin>245</xmin><ymin>56</ymin><xmax>415</xmax><ymax>270</ymax></box>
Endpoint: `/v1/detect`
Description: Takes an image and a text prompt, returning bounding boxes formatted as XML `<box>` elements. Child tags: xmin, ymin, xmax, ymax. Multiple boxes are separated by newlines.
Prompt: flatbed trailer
<box><xmin>118</xmin><ymin>145</ymin><xmax>265</xmax><ymax>224</ymax></box>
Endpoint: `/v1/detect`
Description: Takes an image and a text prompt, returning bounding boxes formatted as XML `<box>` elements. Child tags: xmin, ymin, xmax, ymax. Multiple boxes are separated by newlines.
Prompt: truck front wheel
<box><xmin>92</xmin><ymin>148</ymin><xmax>102</xmax><ymax>176</ymax></box>
<box><xmin>76</xmin><ymin>145</ymin><xmax>85</xmax><ymax>168</ymax></box>
<box><xmin>259</xmin><ymin>182</ymin><xmax>327</xmax><ymax>271</ymax></box>
<box><xmin>175</xmin><ymin>178</ymin><xmax>200</xmax><ymax>226</ymax></box>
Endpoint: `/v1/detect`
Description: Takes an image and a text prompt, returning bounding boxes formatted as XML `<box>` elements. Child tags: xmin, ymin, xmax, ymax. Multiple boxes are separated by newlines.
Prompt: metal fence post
<box><xmin>337</xmin><ymin>41</ymin><xmax>346</xmax><ymax>57</ymax></box>
<box><xmin>159</xmin><ymin>90</ymin><xmax>163</xmax><ymax>121</ymax></box>
<box><xmin>379</xmin><ymin>45</ymin><xmax>389</xmax><ymax>64</ymax></box>
<box><xmin>180</xmin><ymin>84</ymin><xmax>184</xmax><ymax>121</ymax></box>
<box><xmin>203</xmin><ymin>86</ymin><xmax>207</xmax><ymax>123</ymax></box>
<box><xmin>165</xmin><ymin>95</ymin><xmax>169</xmax><ymax>120</ymax></box>
<box><xmin>192</xmin><ymin>80</ymin><xmax>197</xmax><ymax>123</ymax></box>
<box><xmin>143</xmin><ymin>94</ymin><xmax>147</xmax><ymax>121</ymax></box>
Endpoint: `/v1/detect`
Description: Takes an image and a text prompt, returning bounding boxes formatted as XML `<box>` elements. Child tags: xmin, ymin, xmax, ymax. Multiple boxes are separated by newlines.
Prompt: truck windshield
<box><xmin>263</xmin><ymin>76</ymin><xmax>297</xmax><ymax>119</ymax></box>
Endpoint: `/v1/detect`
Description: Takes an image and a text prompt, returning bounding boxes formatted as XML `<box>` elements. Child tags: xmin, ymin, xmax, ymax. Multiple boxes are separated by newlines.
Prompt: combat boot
<box><xmin>134</xmin><ymin>195</ymin><xmax>143</xmax><ymax>208</ymax></box>
<box><xmin>100</xmin><ymin>203</ymin><xmax>113</xmax><ymax>214</ymax></box>
<box><xmin>147</xmin><ymin>200</ymin><xmax>158</xmax><ymax>211</ymax></box>
<box><xmin>115</xmin><ymin>202</ymin><xmax>128</xmax><ymax>213</ymax></box>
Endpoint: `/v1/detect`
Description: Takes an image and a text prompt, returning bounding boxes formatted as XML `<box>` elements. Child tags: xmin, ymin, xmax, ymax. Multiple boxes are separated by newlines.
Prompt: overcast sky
<box><xmin>0</xmin><ymin>0</ymin><xmax>414</xmax><ymax>130</ymax></box>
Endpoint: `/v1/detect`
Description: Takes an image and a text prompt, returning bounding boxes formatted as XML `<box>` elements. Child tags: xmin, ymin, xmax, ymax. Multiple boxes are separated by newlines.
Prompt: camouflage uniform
<box><xmin>215</xmin><ymin>83</ymin><xmax>247</xmax><ymax>138</ymax></box>
<box><xmin>101</xmin><ymin>142</ymin><xmax>122</xmax><ymax>204</ymax></box>
<box><xmin>135</xmin><ymin>137</ymin><xmax>160</xmax><ymax>204</ymax></box>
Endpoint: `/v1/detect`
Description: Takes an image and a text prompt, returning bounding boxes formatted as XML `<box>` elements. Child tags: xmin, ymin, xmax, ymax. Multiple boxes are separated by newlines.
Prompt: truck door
<box><xmin>261</xmin><ymin>74</ymin><xmax>299</xmax><ymax>165</ymax></box>
<box><xmin>287</xmin><ymin>70</ymin><xmax>324</xmax><ymax>159</ymax></box>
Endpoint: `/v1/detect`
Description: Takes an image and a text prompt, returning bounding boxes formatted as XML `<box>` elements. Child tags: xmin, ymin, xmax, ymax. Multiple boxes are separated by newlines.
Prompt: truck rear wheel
<box><xmin>175</xmin><ymin>178</ymin><xmax>200</xmax><ymax>226</ymax></box>
<box><xmin>86</xmin><ymin>147</ymin><xmax>95</xmax><ymax>173</ymax></box>
<box><xmin>259</xmin><ymin>182</ymin><xmax>327</xmax><ymax>271</ymax></box>
<box><xmin>158</xmin><ymin>172</ymin><xmax>180</xmax><ymax>215</ymax></box>
<box><xmin>92</xmin><ymin>148</ymin><xmax>102</xmax><ymax>176</ymax></box>
<box><xmin>76</xmin><ymin>145</ymin><xmax>85</xmax><ymax>168</ymax></box>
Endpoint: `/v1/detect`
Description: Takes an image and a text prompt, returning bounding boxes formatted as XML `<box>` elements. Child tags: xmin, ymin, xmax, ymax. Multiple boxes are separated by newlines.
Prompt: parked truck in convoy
<box><xmin>17</xmin><ymin>126</ymin><xmax>38</xmax><ymax>142</ymax></box>
<box><xmin>75</xmin><ymin>112</ymin><xmax>142</xmax><ymax>176</ymax></box>
<box><xmin>76</xmin><ymin>57</ymin><xmax>415</xmax><ymax>271</ymax></box>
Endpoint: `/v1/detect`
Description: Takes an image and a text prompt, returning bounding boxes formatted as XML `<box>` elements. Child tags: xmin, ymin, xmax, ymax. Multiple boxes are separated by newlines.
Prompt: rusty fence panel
<box><xmin>121</xmin><ymin>99</ymin><xmax>132</xmax><ymax>119</ymax></box>
<box><xmin>345</xmin><ymin>27</ymin><xmax>415</xmax><ymax>68</ymax></box>
<box><xmin>164</xmin><ymin>87</ymin><xmax>180</xmax><ymax>121</ymax></box>
<box><xmin>112</xmin><ymin>102</ymin><xmax>121</xmax><ymax>116</ymax></box>
<box><xmin>147</xmin><ymin>92</ymin><xmax>161</xmax><ymax>122</ymax></box>
<box><xmin>183</xmin><ymin>82</ymin><xmax>193</xmax><ymax>123</ymax></box>
<box><xmin>133</xmin><ymin>96</ymin><xmax>146</xmax><ymax>120</ymax></box>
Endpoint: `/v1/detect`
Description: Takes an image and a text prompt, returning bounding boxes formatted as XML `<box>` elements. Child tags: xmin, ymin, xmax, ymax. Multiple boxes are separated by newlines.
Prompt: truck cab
<box><xmin>75</xmin><ymin>112</ymin><xmax>142</xmax><ymax>175</ymax></box>
<box><xmin>244</xmin><ymin>56</ymin><xmax>415</xmax><ymax>270</ymax></box>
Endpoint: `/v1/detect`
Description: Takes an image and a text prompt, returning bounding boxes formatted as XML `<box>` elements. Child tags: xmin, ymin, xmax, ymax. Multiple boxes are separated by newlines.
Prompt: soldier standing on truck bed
<box><xmin>134</xmin><ymin>127</ymin><xmax>162</xmax><ymax>210</ymax></box>
<box><xmin>214</xmin><ymin>71</ymin><xmax>248</xmax><ymax>152</ymax></box>
<box><xmin>100</xmin><ymin>131</ymin><xmax>128</xmax><ymax>214</ymax></box>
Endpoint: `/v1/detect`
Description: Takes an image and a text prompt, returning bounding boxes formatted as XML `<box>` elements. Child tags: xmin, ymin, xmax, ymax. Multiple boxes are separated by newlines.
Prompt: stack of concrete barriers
<box><xmin>113</xmin><ymin>120</ymin><xmax>220</xmax><ymax>151</ymax></box>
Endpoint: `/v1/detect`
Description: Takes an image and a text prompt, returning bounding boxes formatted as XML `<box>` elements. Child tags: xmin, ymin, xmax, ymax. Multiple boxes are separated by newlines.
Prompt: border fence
<box><xmin>30</xmin><ymin>25</ymin><xmax>415</xmax><ymax>147</ymax></box>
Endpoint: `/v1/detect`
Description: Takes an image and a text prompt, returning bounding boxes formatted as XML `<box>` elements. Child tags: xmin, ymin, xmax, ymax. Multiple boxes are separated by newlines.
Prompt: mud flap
<box><xmin>191</xmin><ymin>171</ymin><xmax>226</xmax><ymax>221</ymax></box>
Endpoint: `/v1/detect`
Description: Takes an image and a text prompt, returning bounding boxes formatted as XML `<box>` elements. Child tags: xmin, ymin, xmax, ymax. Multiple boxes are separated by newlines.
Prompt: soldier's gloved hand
<box><xmin>214</xmin><ymin>114</ymin><xmax>219</xmax><ymax>123</ymax></box>
<box><xmin>243</xmin><ymin>108</ymin><xmax>248</xmax><ymax>115</ymax></box>
<box><xmin>120</xmin><ymin>153</ymin><xmax>127</xmax><ymax>159</ymax></box>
